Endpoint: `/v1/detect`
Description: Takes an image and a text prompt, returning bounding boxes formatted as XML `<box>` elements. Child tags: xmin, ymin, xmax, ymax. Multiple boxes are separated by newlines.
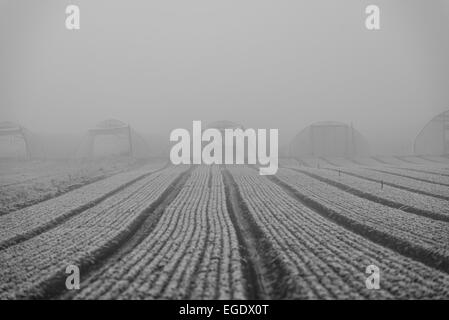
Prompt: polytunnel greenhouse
<box><xmin>76</xmin><ymin>119</ymin><xmax>150</xmax><ymax>158</ymax></box>
<box><xmin>289</xmin><ymin>121</ymin><xmax>369</xmax><ymax>159</ymax></box>
<box><xmin>0</xmin><ymin>122</ymin><xmax>43</xmax><ymax>159</ymax></box>
<box><xmin>414</xmin><ymin>110</ymin><xmax>449</xmax><ymax>156</ymax></box>
<box><xmin>204</xmin><ymin>120</ymin><xmax>253</xmax><ymax>163</ymax></box>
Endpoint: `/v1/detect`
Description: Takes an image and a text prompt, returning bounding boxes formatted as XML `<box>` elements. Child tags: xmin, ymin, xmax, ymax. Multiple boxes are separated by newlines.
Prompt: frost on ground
<box><xmin>1</xmin><ymin>160</ymin><xmax>449</xmax><ymax>299</ymax></box>
<box><xmin>0</xmin><ymin>158</ymin><xmax>164</xmax><ymax>214</ymax></box>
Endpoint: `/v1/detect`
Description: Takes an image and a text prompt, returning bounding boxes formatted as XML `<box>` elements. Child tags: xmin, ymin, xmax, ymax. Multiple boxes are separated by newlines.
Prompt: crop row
<box><xmin>386</xmin><ymin>165</ymin><xmax>449</xmax><ymax>178</ymax></box>
<box><xmin>0</xmin><ymin>158</ymin><xmax>147</xmax><ymax>187</ymax></box>
<box><xmin>228</xmin><ymin>166</ymin><xmax>449</xmax><ymax>299</ymax></box>
<box><xmin>73</xmin><ymin>165</ymin><xmax>245</xmax><ymax>300</ymax></box>
<box><xmin>421</xmin><ymin>155</ymin><xmax>449</xmax><ymax>165</ymax></box>
<box><xmin>0</xmin><ymin>163</ymin><xmax>163</xmax><ymax>249</ymax></box>
<box><xmin>0</xmin><ymin>162</ymin><xmax>57</xmax><ymax>187</ymax></box>
<box><xmin>0</xmin><ymin>159</ymin><xmax>155</xmax><ymax>214</ymax></box>
<box><xmin>336</xmin><ymin>167</ymin><xmax>449</xmax><ymax>199</ymax></box>
<box><xmin>368</xmin><ymin>167</ymin><xmax>449</xmax><ymax>186</ymax></box>
<box><xmin>275</xmin><ymin>168</ymin><xmax>449</xmax><ymax>269</ymax></box>
<box><xmin>399</xmin><ymin>156</ymin><xmax>449</xmax><ymax>166</ymax></box>
<box><xmin>285</xmin><ymin>166</ymin><xmax>449</xmax><ymax>220</ymax></box>
<box><xmin>0</xmin><ymin>165</ymin><xmax>187</xmax><ymax>299</ymax></box>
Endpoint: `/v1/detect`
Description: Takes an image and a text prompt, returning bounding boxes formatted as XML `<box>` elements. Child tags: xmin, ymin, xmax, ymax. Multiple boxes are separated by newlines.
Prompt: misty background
<box><xmin>1</xmin><ymin>0</ymin><xmax>448</xmax><ymax>157</ymax></box>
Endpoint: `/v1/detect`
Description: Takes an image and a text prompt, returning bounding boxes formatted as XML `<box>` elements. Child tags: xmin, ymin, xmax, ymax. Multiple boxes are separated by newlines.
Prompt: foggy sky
<box><xmin>1</xmin><ymin>0</ymin><xmax>448</xmax><ymax>154</ymax></box>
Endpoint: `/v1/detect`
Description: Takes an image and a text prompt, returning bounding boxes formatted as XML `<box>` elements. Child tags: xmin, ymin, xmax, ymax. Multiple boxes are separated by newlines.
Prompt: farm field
<box><xmin>1</xmin><ymin>160</ymin><xmax>449</xmax><ymax>299</ymax></box>
<box><xmin>0</xmin><ymin>158</ymin><xmax>164</xmax><ymax>214</ymax></box>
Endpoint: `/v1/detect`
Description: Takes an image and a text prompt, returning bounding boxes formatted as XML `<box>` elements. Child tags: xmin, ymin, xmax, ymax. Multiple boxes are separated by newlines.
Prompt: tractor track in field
<box><xmin>0</xmin><ymin>164</ymin><xmax>170</xmax><ymax>251</ymax></box>
<box><xmin>222</xmin><ymin>166</ymin><xmax>295</xmax><ymax>299</ymax></box>
<box><xmin>265</xmin><ymin>169</ymin><xmax>449</xmax><ymax>275</ymax></box>
<box><xmin>283</xmin><ymin>166</ymin><xmax>449</xmax><ymax>223</ymax></box>
<box><xmin>39</xmin><ymin>166</ymin><xmax>194</xmax><ymax>300</ymax></box>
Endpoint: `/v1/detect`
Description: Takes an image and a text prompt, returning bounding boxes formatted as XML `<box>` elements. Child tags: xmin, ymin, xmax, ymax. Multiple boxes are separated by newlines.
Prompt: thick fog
<box><xmin>1</xmin><ymin>0</ymin><xmax>448</xmax><ymax>157</ymax></box>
